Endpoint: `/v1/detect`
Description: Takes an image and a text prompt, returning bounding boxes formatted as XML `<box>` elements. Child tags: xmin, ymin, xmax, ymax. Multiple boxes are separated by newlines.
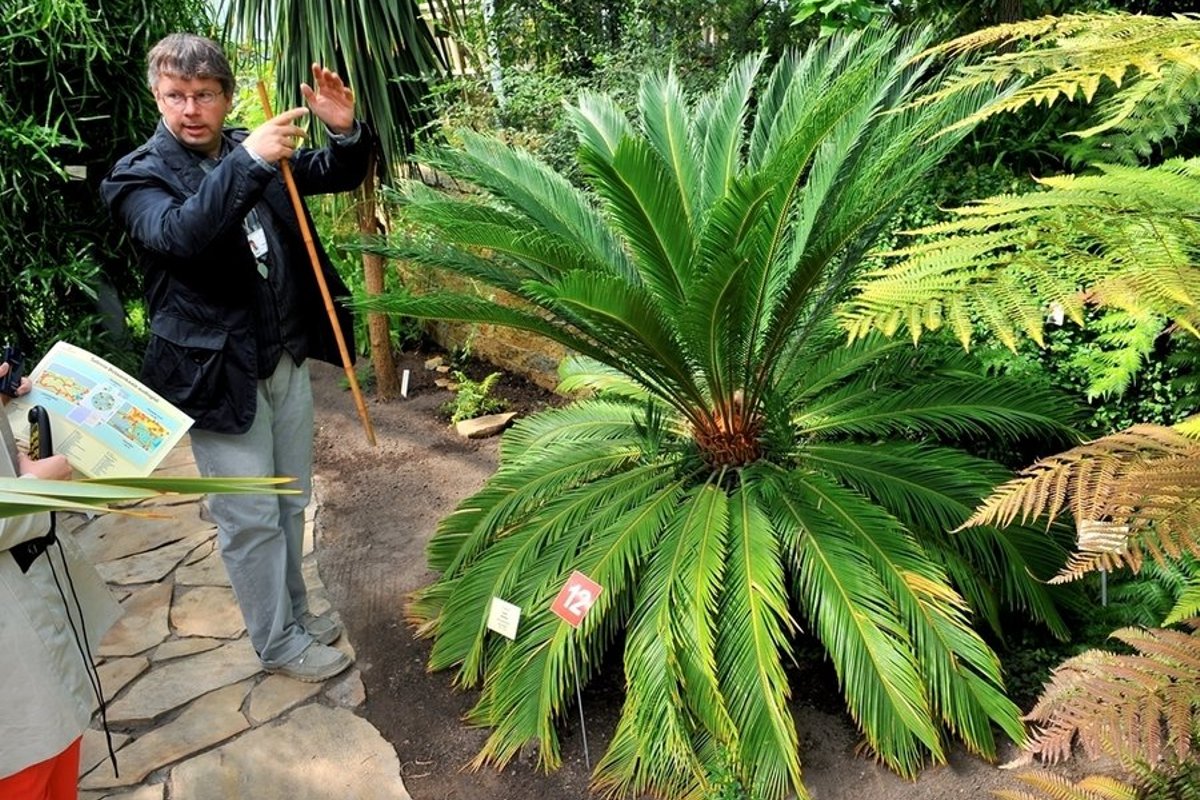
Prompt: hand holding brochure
<box><xmin>5</xmin><ymin>342</ymin><xmax>193</xmax><ymax>477</ymax></box>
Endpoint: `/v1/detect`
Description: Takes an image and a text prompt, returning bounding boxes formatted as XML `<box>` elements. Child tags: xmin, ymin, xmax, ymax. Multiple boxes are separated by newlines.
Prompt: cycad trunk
<box><xmin>357</xmin><ymin>160</ymin><xmax>400</xmax><ymax>399</ymax></box>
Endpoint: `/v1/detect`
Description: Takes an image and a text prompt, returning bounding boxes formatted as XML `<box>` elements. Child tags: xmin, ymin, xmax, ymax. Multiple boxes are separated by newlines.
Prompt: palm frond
<box><xmin>499</xmin><ymin>397</ymin><xmax>646</xmax><ymax>459</ymax></box>
<box><xmin>426</xmin><ymin>438</ymin><xmax>643</xmax><ymax>576</ymax></box>
<box><xmin>469</xmin><ymin>478</ymin><xmax>689</xmax><ymax>770</ymax></box>
<box><xmin>353</xmin><ymin>287</ymin><xmax>611</xmax><ymax>368</ymax></box>
<box><xmin>763</xmin><ymin>469</ymin><xmax>941</xmax><ymax>775</ymax></box>
<box><xmin>801</xmin><ymin>441</ymin><xmax>1071</xmax><ymax>639</ymax></box>
<box><xmin>0</xmin><ymin>476</ymin><xmax>296</xmax><ymax>518</ymax></box>
<box><xmin>773</xmin><ymin>468</ymin><xmax>1024</xmax><ymax>769</ymax></box>
<box><xmin>426</xmin><ymin>130</ymin><xmax>636</xmax><ymax>280</ymax></box>
<box><xmin>568</xmin><ymin>90</ymin><xmax>636</xmax><ymax>162</ymax></box>
<box><xmin>594</xmin><ymin>481</ymin><xmax>733</xmax><ymax>800</ymax></box>
<box><xmin>691</xmin><ymin>53</ymin><xmax>762</xmax><ymax>222</ymax></box>
<box><xmin>429</xmin><ymin>463</ymin><xmax>674</xmax><ymax>683</ymax></box>
<box><xmin>225</xmin><ymin>0</ymin><xmax>443</xmax><ymax>177</ymax></box>
<box><xmin>714</xmin><ymin>482</ymin><xmax>803</xmax><ymax>799</ymax></box>
<box><xmin>638</xmin><ymin>69</ymin><xmax>701</xmax><ymax>235</ymax></box>
<box><xmin>554</xmin><ymin>356</ymin><xmax>652</xmax><ymax>403</ymax></box>
<box><xmin>577</xmin><ymin>133</ymin><xmax>694</xmax><ymax>313</ymax></box>
<box><xmin>796</xmin><ymin>372</ymin><xmax>1072</xmax><ymax>443</ymax></box>
<box><xmin>388</xmin><ymin>195</ymin><xmax>602</xmax><ymax>284</ymax></box>
<box><xmin>529</xmin><ymin>271</ymin><xmax>704</xmax><ymax>411</ymax></box>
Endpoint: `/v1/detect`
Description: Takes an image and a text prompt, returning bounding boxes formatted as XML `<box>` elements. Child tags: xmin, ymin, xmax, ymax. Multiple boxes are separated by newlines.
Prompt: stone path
<box><xmin>71</xmin><ymin>441</ymin><xmax>411</xmax><ymax>800</ymax></box>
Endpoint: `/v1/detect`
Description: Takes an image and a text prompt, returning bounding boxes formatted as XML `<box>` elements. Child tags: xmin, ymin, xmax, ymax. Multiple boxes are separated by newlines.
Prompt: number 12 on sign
<box><xmin>550</xmin><ymin>570</ymin><xmax>603</xmax><ymax>628</ymax></box>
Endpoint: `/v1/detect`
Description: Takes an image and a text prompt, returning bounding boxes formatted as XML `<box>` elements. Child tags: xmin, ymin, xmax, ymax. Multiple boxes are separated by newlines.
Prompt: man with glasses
<box><xmin>101</xmin><ymin>34</ymin><xmax>371</xmax><ymax>682</ymax></box>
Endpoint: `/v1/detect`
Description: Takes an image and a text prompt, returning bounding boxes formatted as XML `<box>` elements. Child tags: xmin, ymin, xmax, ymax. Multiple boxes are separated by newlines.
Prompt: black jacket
<box><xmin>101</xmin><ymin>121</ymin><xmax>371</xmax><ymax>433</ymax></box>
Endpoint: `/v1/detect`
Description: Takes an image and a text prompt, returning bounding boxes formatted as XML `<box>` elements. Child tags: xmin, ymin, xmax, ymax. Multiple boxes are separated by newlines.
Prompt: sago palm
<box><xmin>366</xmin><ymin>29</ymin><xmax>1075</xmax><ymax>800</ymax></box>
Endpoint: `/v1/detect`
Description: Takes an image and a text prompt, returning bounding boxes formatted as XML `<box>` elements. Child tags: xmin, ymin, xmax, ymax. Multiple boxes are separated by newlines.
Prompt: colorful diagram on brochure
<box><xmin>34</xmin><ymin>360</ymin><xmax>171</xmax><ymax>461</ymax></box>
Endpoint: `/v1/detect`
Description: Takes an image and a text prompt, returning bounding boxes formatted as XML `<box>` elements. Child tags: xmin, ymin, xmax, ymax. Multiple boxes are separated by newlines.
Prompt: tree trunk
<box><xmin>357</xmin><ymin>161</ymin><xmax>400</xmax><ymax>399</ymax></box>
<box><xmin>989</xmin><ymin>0</ymin><xmax>1023</xmax><ymax>24</ymax></box>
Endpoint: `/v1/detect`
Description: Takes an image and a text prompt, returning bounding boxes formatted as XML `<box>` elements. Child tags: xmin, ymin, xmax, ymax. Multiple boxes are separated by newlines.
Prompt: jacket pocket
<box><xmin>144</xmin><ymin>312</ymin><xmax>229</xmax><ymax>407</ymax></box>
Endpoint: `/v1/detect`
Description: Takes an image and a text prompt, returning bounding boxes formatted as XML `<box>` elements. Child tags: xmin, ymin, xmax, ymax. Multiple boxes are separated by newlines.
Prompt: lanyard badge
<box><xmin>244</xmin><ymin>211</ymin><xmax>270</xmax><ymax>278</ymax></box>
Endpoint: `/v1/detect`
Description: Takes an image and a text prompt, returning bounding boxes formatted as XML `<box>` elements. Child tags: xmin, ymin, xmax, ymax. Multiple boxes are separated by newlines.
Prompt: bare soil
<box><xmin>311</xmin><ymin>353</ymin><xmax>1055</xmax><ymax>800</ymax></box>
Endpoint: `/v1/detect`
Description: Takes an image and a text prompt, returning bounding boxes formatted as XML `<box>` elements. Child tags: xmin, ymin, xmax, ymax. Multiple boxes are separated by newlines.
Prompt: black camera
<box><xmin>0</xmin><ymin>342</ymin><xmax>25</xmax><ymax>396</ymax></box>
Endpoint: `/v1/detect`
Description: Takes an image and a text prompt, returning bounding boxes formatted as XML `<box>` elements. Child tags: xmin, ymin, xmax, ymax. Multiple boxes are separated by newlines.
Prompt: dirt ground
<box><xmin>310</xmin><ymin>353</ymin><xmax>1053</xmax><ymax>800</ymax></box>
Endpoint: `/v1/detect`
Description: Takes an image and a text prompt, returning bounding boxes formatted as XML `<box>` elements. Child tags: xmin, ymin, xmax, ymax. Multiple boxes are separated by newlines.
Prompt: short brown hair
<box><xmin>146</xmin><ymin>34</ymin><xmax>234</xmax><ymax>97</ymax></box>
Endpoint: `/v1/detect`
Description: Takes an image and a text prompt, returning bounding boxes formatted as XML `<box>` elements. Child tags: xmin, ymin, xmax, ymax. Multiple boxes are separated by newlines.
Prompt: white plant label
<box><xmin>487</xmin><ymin>597</ymin><xmax>521</xmax><ymax>640</ymax></box>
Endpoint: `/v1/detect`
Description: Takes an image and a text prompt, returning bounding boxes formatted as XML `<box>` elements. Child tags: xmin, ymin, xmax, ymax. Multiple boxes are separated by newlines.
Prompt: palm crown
<box><xmin>368</xmin><ymin>28</ymin><xmax>1075</xmax><ymax>800</ymax></box>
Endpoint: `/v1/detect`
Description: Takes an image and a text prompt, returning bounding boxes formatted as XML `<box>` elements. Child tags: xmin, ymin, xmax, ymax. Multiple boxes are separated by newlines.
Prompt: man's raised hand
<box><xmin>300</xmin><ymin>64</ymin><xmax>355</xmax><ymax>135</ymax></box>
<box><xmin>243</xmin><ymin>107</ymin><xmax>310</xmax><ymax>164</ymax></box>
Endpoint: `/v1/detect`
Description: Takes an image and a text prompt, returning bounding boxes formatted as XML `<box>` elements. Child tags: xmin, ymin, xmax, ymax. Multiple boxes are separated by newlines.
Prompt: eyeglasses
<box><xmin>159</xmin><ymin>90</ymin><xmax>223</xmax><ymax>109</ymax></box>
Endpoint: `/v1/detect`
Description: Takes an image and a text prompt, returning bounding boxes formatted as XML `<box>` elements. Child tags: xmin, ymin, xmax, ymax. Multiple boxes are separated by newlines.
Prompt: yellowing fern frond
<box><xmin>921</xmin><ymin>12</ymin><xmax>1200</xmax><ymax>143</ymax></box>
<box><xmin>994</xmin><ymin>770</ymin><xmax>1138</xmax><ymax>800</ymax></box>
<box><xmin>960</xmin><ymin>424</ymin><xmax>1200</xmax><ymax>582</ymax></box>
<box><xmin>1022</xmin><ymin>626</ymin><xmax>1200</xmax><ymax>769</ymax></box>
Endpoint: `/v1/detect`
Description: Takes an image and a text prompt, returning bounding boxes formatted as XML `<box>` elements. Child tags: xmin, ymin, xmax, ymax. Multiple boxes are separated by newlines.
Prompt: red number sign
<box><xmin>550</xmin><ymin>570</ymin><xmax>603</xmax><ymax>628</ymax></box>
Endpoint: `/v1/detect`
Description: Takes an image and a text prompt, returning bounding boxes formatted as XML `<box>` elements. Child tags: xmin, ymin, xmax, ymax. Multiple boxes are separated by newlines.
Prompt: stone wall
<box><xmin>400</xmin><ymin>264</ymin><xmax>568</xmax><ymax>392</ymax></box>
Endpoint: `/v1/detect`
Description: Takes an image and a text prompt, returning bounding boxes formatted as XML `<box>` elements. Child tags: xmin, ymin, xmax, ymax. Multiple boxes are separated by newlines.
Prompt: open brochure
<box><xmin>5</xmin><ymin>342</ymin><xmax>193</xmax><ymax>477</ymax></box>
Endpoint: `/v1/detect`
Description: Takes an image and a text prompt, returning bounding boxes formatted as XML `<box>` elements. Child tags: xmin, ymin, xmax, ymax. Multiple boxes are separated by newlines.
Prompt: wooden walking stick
<box><xmin>257</xmin><ymin>81</ymin><xmax>376</xmax><ymax>445</ymax></box>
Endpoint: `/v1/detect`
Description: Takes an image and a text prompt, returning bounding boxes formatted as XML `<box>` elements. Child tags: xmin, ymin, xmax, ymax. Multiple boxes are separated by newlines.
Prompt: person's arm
<box><xmin>289</xmin><ymin>122</ymin><xmax>374</xmax><ymax>196</ymax></box>
<box><xmin>101</xmin><ymin>145</ymin><xmax>275</xmax><ymax>262</ymax></box>
<box><xmin>0</xmin><ymin>366</ymin><xmax>68</xmax><ymax>552</ymax></box>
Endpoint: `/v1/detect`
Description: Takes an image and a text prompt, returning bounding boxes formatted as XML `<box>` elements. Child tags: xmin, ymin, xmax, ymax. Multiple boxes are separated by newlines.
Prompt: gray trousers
<box><xmin>190</xmin><ymin>358</ymin><xmax>314</xmax><ymax>667</ymax></box>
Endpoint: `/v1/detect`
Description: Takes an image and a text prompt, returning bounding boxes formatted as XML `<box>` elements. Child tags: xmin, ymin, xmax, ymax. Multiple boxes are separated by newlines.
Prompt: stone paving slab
<box><xmin>174</xmin><ymin>547</ymin><xmax>230</xmax><ymax>587</ymax></box>
<box><xmin>95</xmin><ymin>532</ymin><xmax>212</xmax><ymax>585</ymax></box>
<box><xmin>81</xmin><ymin>682</ymin><xmax>253</xmax><ymax>790</ymax></box>
<box><xmin>104</xmin><ymin>639</ymin><xmax>262</xmax><ymax>726</ymax></box>
<box><xmin>167</xmin><ymin>705</ymin><xmax>412</xmax><ymax>800</ymax></box>
<box><xmin>151</xmin><ymin>637</ymin><xmax>222</xmax><ymax>662</ymax></box>
<box><xmin>73</xmin><ymin>441</ymin><xmax>405</xmax><ymax>799</ymax></box>
<box><xmin>80</xmin><ymin>784</ymin><xmax>163</xmax><ymax>800</ymax></box>
<box><xmin>98</xmin><ymin>584</ymin><xmax>172</xmax><ymax>658</ymax></box>
<box><xmin>79</xmin><ymin>728</ymin><xmax>131</xmax><ymax>778</ymax></box>
<box><xmin>169</xmin><ymin>585</ymin><xmax>244</xmax><ymax>639</ymax></box>
<box><xmin>95</xmin><ymin>657</ymin><xmax>150</xmax><ymax>708</ymax></box>
<box><xmin>247</xmin><ymin>674</ymin><xmax>322</xmax><ymax>725</ymax></box>
<box><xmin>78</xmin><ymin>504</ymin><xmax>211</xmax><ymax>564</ymax></box>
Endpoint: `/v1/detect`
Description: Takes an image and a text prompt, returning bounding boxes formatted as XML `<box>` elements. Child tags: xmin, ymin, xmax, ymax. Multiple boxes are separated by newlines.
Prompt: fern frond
<box><xmin>962</xmin><ymin>424</ymin><xmax>1200</xmax><ymax>582</ymax></box>
<box><xmin>994</xmin><ymin>770</ymin><xmax>1138</xmax><ymax>800</ymax></box>
<box><xmin>924</xmin><ymin>12</ymin><xmax>1200</xmax><ymax>147</ymax></box>
<box><xmin>1165</xmin><ymin>586</ymin><xmax>1200</xmax><ymax>626</ymax></box>
<box><xmin>1023</xmin><ymin>626</ymin><xmax>1200</xmax><ymax>769</ymax></box>
<box><xmin>842</xmin><ymin>158</ymin><xmax>1200</xmax><ymax>396</ymax></box>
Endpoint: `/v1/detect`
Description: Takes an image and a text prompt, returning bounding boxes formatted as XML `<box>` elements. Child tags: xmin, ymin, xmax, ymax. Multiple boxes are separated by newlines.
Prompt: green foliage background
<box><xmin>0</xmin><ymin>0</ymin><xmax>210</xmax><ymax>369</ymax></box>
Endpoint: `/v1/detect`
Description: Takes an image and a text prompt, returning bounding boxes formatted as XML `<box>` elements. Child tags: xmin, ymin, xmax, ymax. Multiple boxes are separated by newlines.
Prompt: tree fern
<box><xmin>923</xmin><ymin>12</ymin><xmax>1200</xmax><ymax>151</ymax></box>
<box><xmin>841</xmin><ymin>12</ymin><xmax>1200</xmax><ymax>398</ymax></box>
<box><xmin>1023</xmin><ymin>624</ymin><xmax>1200</xmax><ymax>768</ymax></box>
<box><xmin>842</xmin><ymin>158</ymin><xmax>1200</xmax><ymax>397</ymax></box>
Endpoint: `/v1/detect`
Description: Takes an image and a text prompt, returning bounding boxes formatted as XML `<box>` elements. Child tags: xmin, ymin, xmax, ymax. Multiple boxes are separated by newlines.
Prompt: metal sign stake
<box><xmin>575</xmin><ymin>643</ymin><xmax>591</xmax><ymax>769</ymax></box>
